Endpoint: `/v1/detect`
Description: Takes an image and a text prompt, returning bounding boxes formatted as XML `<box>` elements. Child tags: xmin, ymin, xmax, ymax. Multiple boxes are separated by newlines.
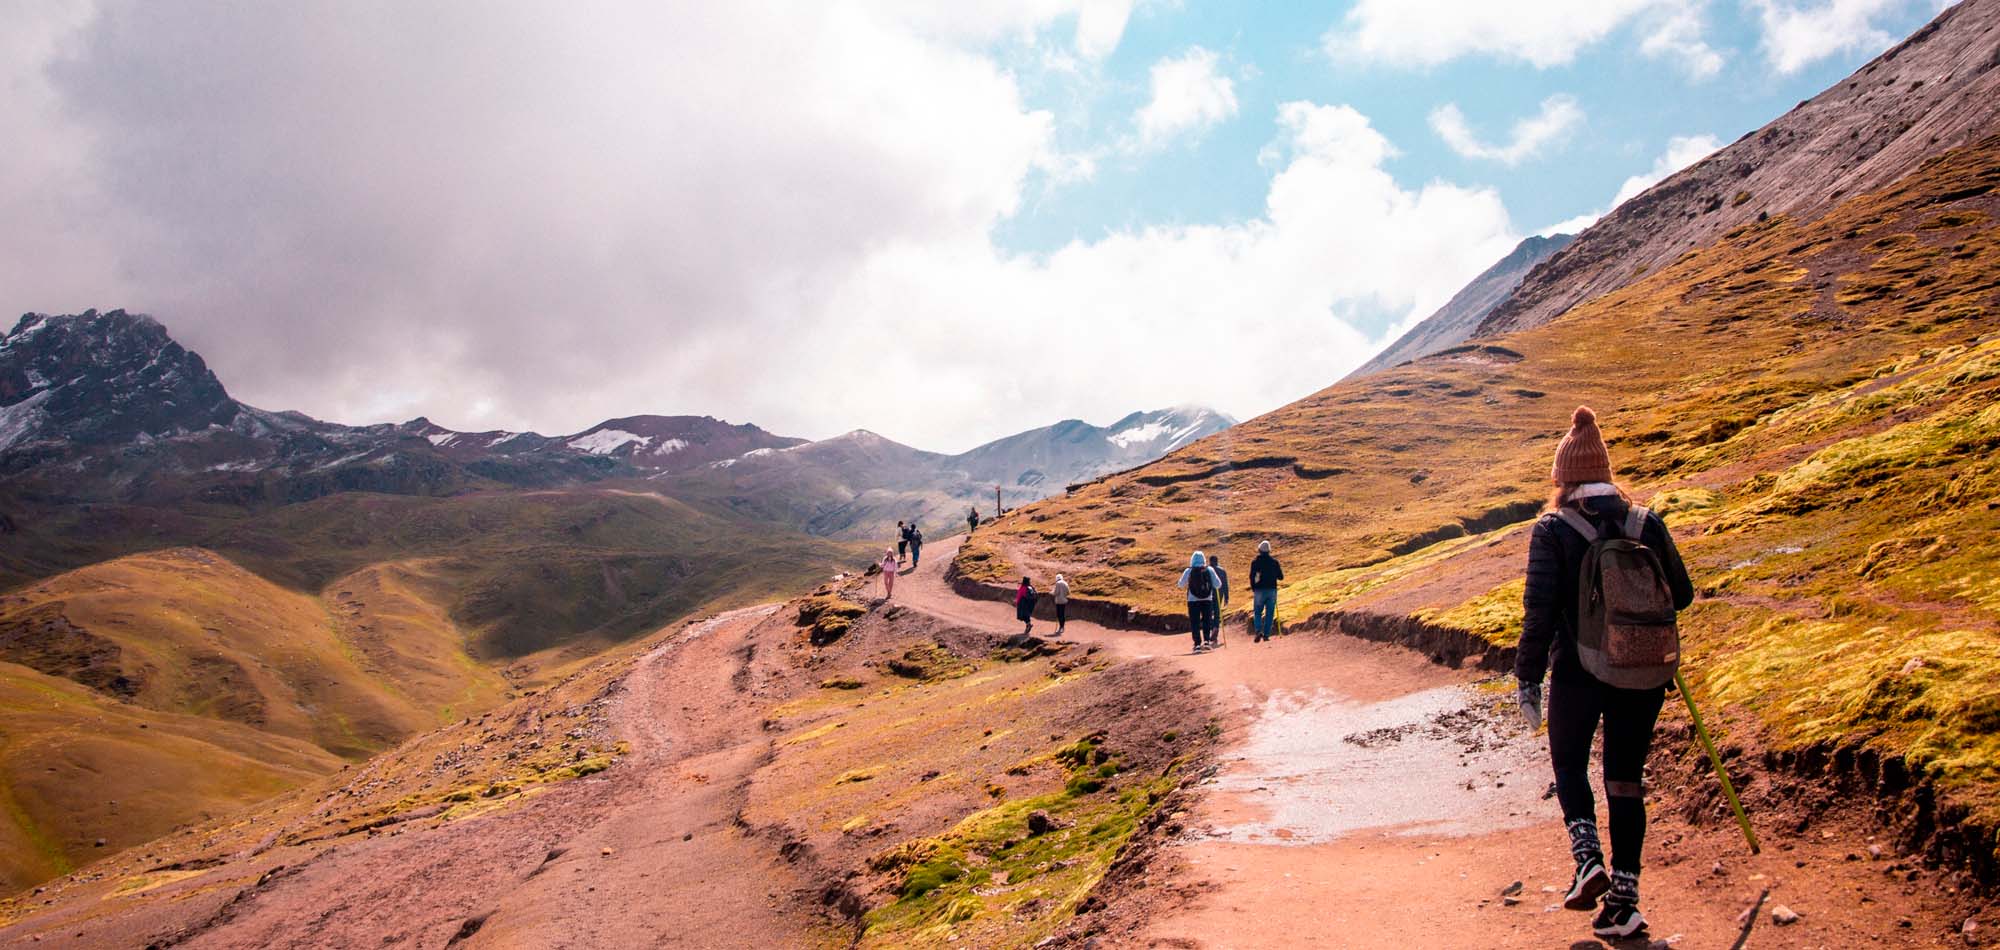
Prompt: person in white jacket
<box><xmin>1051</xmin><ymin>574</ymin><xmax>1071</xmax><ymax>636</ymax></box>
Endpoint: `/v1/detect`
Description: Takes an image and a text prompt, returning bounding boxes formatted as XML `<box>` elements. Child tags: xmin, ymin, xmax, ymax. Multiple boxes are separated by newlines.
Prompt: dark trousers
<box><xmin>910</xmin><ymin>542</ymin><xmax>921</xmax><ymax>567</ymax></box>
<box><xmin>1186</xmin><ymin>599</ymin><xmax>1217</xmax><ymax>647</ymax></box>
<box><xmin>1547</xmin><ymin>677</ymin><xmax>1667</xmax><ymax>873</ymax></box>
<box><xmin>897</xmin><ymin>540</ymin><xmax>907</xmax><ymax>558</ymax></box>
<box><xmin>1055</xmin><ymin>602</ymin><xmax>1067</xmax><ymax>627</ymax></box>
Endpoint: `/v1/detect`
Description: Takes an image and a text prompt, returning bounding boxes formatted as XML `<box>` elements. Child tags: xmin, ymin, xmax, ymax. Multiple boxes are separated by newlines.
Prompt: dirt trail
<box><xmin>899</xmin><ymin>537</ymin><xmax>1965</xmax><ymax>948</ymax></box>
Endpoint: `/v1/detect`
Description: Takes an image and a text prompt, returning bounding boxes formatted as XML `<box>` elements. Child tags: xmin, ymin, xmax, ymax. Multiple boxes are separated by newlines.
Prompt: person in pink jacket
<box><xmin>879</xmin><ymin>549</ymin><xmax>898</xmax><ymax>600</ymax></box>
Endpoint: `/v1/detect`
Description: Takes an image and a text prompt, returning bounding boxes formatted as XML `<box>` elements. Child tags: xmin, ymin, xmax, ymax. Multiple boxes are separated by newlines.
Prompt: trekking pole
<box><xmin>1675</xmin><ymin>670</ymin><xmax>1760</xmax><ymax>855</ymax></box>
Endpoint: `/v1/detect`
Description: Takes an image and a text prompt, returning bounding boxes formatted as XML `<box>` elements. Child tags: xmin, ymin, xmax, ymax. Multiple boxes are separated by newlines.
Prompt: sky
<box><xmin>0</xmin><ymin>0</ymin><xmax>1958</xmax><ymax>453</ymax></box>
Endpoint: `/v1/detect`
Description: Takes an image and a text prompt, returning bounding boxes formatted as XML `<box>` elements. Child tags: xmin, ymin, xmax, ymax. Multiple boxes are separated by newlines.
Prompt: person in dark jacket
<box><xmin>908</xmin><ymin>524</ymin><xmax>924</xmax><ymax>568</ymax></box>
<box><xmin>1249</xmin><ymin>541</ymin><xmax>1283</xmax><ymax>642</ymax></box>
<box><xmin>1517</xmin><ymin>406</ymin><xmax>1694</xmax><ymax>941</ymax></box>
<box><xmin>1014</xmin><ymin>577</ymin><xmax>1037</xmax><ymax>635</ymax></box>
<box><xmin>1209</xmin><ymin>557</ymin><xmax>1230</xmax><ymax>644</ymax></box>
<box><xmin>897</xmin><ymin>520</ymin><xmax>910</xmax><ymax>563</ymax></box>
<box><xmin>1176</xmin><ymin>552</ymin><xmax>1224</xmax><ymax>653</ymax></box>
<box><xmin>967</xmin><ymin>507</ymin><xmax>981</xmax><ymax>534</ymax></box>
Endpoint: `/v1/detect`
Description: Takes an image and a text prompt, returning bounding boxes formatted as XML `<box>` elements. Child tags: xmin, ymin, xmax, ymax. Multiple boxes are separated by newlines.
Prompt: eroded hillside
<box><xmin>960</xmin><ymin>132</ymin><xmax>2000</xmax><ymax>866</ymax></box>
<box><xmin>0</xmin><ymin>579</ymin><xmax>1211</xmax><ymax>948</ymax></box>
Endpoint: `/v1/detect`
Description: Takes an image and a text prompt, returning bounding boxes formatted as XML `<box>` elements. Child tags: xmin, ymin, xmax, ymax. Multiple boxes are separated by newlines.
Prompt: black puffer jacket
<box><xmin>1516</xmin><ymin>494</ymin><xmax>1695</xmax><ymax>686</ymax></box>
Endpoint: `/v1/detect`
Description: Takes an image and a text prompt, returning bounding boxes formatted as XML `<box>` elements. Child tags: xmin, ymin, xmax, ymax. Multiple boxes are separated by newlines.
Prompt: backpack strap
<box><xmin>1553</xmin><ymin>508</ymin><xmax>1599</xmax><ymax>543</ymax></box>
<box><xmin>1624</xmin><ymin>506</ymin><xmax>1651</xmax><ymax>541</ymax></box>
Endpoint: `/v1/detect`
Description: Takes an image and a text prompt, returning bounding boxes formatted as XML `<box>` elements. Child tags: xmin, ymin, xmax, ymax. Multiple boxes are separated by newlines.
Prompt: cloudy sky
<box><xmin>2</xmin><ymin>0</ymin><xmax>1954</xmax><ymax>452</ymax></box>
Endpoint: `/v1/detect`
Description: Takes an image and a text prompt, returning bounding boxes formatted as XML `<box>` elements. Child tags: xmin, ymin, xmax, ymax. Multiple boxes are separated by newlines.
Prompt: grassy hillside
<box><xmin>0</xmin><ymin>487</ymin><xmax>862</xmax><ymax>893</ymax></box>
<box><xmin>962</xmin><ymin>133</ymin><xmax>2000</xmax><ymax>833</ymax></box>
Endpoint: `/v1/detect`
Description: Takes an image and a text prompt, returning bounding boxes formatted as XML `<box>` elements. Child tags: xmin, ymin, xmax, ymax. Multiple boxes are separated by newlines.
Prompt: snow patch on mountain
<box><xmin>652</xmin><ymin>438</ymin><xmax>689</xmax><ymax>455</ymax></box>
<box><xmin>1107</xmin><ymin>421</ymin><xmax>1171</xmax><ymax>449</ymax></box>
<box><xmin>0</xmin><ymin>390</ymin><xmax>52</xmax><ymax>451</ymax></box>
<box><xmin>426</xmin><ymin>433</ymin><xmax>458</xmax><ymax>447</ymax></box>
<box><xmin>568</xmin><ymin>429</ymin><xmax>650</xmax><ymax>455</ymax></box>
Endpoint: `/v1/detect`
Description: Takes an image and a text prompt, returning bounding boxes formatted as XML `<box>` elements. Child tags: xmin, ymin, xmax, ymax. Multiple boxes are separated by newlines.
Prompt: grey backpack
<box><xmin>1556</xmin><ymin>506</ymin><xmax>1681</xmax><ymax>689</ymax></box>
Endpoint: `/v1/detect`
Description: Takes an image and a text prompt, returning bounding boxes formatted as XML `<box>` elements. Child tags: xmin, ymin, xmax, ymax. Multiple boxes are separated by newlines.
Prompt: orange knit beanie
<box><xmin>1551</xmin><ymin>406</ymin><xmax>1613</xmax><ymax>484</ymax></box>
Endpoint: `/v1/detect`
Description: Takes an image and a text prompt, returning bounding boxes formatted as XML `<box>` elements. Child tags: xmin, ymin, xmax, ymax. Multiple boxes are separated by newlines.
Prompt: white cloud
<box><xmin>1134</xmin><ymin>47</ymin><xmax>1238</xmax><ymax>149</ymax></box>
<box><xmin>6</xmin><ymin>3</ymin><xmax>1517</xmax><ymax>453</ymax></box>
<box><xmin>1538</xmin><ymin>133</ymin><xmax>1722</xmax><ymax>234</ymax></box>
<box><xmin>1329</xmin><ymin>0</ymin><xmax>1691</xmax><ymax>68</ymax></box>
<box><xmin>1747</xmin><ymin>0</ymin><xmax>1909</xmax><ymax>74</ymax></box>
<box><xmin>1429</xmin><ymin>95</ymin><xmax>1585</xmax><ymax>165</ymax></box>
<box><xmin>1639</xmin><ymin>6</ymin><xmax>1727</xmax><ymax>79</ymax></box>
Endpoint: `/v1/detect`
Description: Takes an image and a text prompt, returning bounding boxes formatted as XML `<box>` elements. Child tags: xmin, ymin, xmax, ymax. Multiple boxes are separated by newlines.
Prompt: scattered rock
<box><xmin>1027</xmin><ymin>810</ymin><xmax>1058</xmax><ymax>835</ymax></box>
<box><xmin>1502</xmin><ymin>896</ymin><xmax>1522</xmax><ymax>906</ymax></box>
<box><xmin>1500</xmin><ymin>880</ymin><xmax>1523</xmax><ymax>897</ymax></box>
<box><xmin>1965</xmin><ymin>917</ymin><xmax>1980</xmax><ymax>935</ymax></box>
<box><xmin>600</xmin><ymin>847</ymin><xmax>614</xmax><ymax>857</ymax></box>
<box><xmin>1868</xmin><ymin>843</ymin><xmax>1885</xmax><ymax>859</ymax></box>
<box><xmin>94</xmin><ymin>839</ymin><xmax>106</xmax><ymax>848</ymax></box>
<box><xmin>1712</xmin><ymin>860</ymin><xmax>1726</xmax><ymax>876</ymax></box>
<box><xmin>1772</xmin><ymin>905</ymin><xmax>1801</xmax><ymax>925</ymax></box>
<box><xmin>682</xmin><ymin>833</ymin><xmax>693</xmax><ymax>841</ymax></box>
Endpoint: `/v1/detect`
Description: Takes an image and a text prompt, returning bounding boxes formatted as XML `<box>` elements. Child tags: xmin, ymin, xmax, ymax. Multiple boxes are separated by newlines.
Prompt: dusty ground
<box><xmin>1</xmin><ymin>536</ymin><xmax>1986</xmax><ymax>948</ymax></box>
<box><xmin>898</xmin><ymin>537</ymin><xmax>1987</xmax><ymax>948</ymax></box>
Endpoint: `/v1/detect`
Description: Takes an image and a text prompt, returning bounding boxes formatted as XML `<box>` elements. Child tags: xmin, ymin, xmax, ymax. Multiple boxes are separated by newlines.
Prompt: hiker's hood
<box><xmin>1258</xmin><ymin>541</ymin><xmax>1271</xmax><ymax>554</ymax></box>
<box><xmin>1189</xmin><ymin>551</ymin><xmax>1207</xmax><ymax>568</ymax></box>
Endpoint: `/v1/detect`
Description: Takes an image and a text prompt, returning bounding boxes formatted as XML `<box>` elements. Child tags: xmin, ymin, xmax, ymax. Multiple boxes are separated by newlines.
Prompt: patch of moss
<box><xmin>798</xmin><ymin>595</ymin><xmax>868</xmax><ymax>646</ymax></box>
<box><xmin>859</xmin><ymin>738</ymin><xmax>1180</xmax><ymax>948</ymax></box>
<box><xmin>885</xmin><ymin>642</ymin><xmax>975</xmax><ymax>682</ymax></box>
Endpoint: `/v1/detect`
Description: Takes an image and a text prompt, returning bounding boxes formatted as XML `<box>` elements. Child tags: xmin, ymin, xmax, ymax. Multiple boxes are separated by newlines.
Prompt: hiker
<box><xmin>1516</xmin><ymin>406</ymin><xmax>1694</xmax><ymax>941</ymax></box>
<box><xmin>909</xmin><ymin>524</ymin><xmax>924</xmax><ymax>568</ymax></box>
<box><xmin>1249</xmin><ymin>540</ymin><xmax>1284</xmax><ymax>642</ymax></box>
<box><xmin>967</xmin><ymin>507</ymin><xmax>980</xmax><ymax>534</ymax></box>
<box><xmin>1051</xmin><ymin>574</ymin><xmax>1070</xmax><ymax>636</ymax></box>
<box><xmin>1014</xmin><ymin>576</ymin><xmax>1037</xmax><ymax>635</ymax></box>
<box><xmin>1209</xmin><ymin>556</ymin><xmax>1230</xmax><ymax>644</ymax></box>
<box><xmin>1176</xmin><ymin>552</ymin><xmax>1225</xmax><ymax>653</ymax></box>
<box><xmin>879</xmin><ymin>549</ymin><xmax>898</xmax><ymax>600</ymax></box>
<box><xmin>896</xmin><ymin>520</ymin><xmax>910</xmax><ymax>563</ymax></box>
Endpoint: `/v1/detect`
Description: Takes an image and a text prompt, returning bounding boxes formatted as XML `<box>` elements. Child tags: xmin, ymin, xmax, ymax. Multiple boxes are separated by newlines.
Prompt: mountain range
<box><xmin>4</xmin><ymin>0</ymin><xmax>1999</xmax><ymax>935</ymax></box>
<box><xmin>1348</xmin><ymin>232</ymin><xmax>1573</xmax><ymax>379</ymax></box>
<box><xmin>0</xmin><ymin>308</ymin><xmax>1226</xmax><ymax>889</ymax></box>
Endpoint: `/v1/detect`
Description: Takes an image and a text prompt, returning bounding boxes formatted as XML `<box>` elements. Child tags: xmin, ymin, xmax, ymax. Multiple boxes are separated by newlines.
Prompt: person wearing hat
<box><xmin>1517</xmin><ymin>406</ymin><xmax>1695</xmax><ymax>941</ymax></box>
<box><xmin>1248</xmin><ymin>541</ymin><xmax>1283</xmax><ymax>642</ymax></box>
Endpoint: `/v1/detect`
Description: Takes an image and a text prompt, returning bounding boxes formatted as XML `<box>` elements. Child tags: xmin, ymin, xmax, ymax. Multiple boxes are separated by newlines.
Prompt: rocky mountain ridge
<box><xmin>1475</xmin><ymin>0</ymin><xmax>2000</xmax><ymax>337</ymax></box>
<box><xmin>1348</xmin><ymin>233</ymin><xmax>1572</xmax><ymax>379</ymax></box>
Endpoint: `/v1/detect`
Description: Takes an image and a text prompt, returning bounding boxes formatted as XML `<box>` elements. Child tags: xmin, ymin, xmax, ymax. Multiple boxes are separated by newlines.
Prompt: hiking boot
<box><xmin>1591</xmin><ymin>901</ymin><xmax>1646</xmax><ymax>939</ymax></box>
<box><xmin>1564</xmin><ymin>855</ymin><xmax>1611</xmax><ymax>911</ymax></box>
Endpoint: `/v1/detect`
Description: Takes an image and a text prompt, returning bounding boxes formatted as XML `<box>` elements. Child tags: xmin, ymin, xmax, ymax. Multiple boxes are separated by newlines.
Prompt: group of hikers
<box><xmin>875</xmin><ymin>520</ymin><xmax>926</xmax><ymax>599</ymax></box>
<box><xmin>1173</xmin><ymin>541</ymin><xmax>1286</xmax><ymax>651</ymax></box>
<box><xmin>870</xmin><ymin>407</ymin><xmax>1686</xmax><ymax>942</ymax></box>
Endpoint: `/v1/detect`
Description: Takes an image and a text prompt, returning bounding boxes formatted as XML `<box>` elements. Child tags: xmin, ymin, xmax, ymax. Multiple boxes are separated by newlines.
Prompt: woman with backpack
<box><xmin>1014</xmin><ymin>577</ymin><xmax>1037</xmax><ymax>635</ymax></box>
<box><xmin>1176</xmin><ymin>552</ymin><xmax>1225</xmax><ymax>653</ymax></box>
<box><xmin>1517</xmin><ymin>406</ymin><xmax>1694</xmax><ymax>941</ymax></box>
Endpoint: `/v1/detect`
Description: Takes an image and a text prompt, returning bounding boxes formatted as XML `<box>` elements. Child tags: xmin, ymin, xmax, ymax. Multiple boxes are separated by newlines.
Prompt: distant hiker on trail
<box><xmin>879</xmin><ymin>549</ymin><xmax>898</xmax><ymax>600</ymax></box>
<box><xmin>897</xmin><ymin>520</ymin><xmax>910</xmax><ymax>563</ymax></box>
<box><xmin>967</xmin><ymin>507</ymin><xmax>980</xmax><ymax>534</ymax></box>
<box><xmin>1014</xmin><ymin>576</ymin><xmax>1037</xmax><ymax>635</ymax></box>
<box><xmin>1249</xmin><ymin>541</ymin><xmax>1284</xmax><ymax>642</ymax></box>
<box><xmin>1517</xmin><ymin>406</ymin><xmax>1695</xmax><ymax>942</ymax></box>
<box><xmin>1176</xmin><ymin>552</ymin><xmax>1225</xmax><ymax>653</ymax></box>
<box><xmin>908</xmin><ymin>524</ymin><xmax>924</xmax><ymax>568</ymax></box>
<box><xmin>1051</xmin><ymin>574</ymin><xmax>1070</xmax><ymax>637</ymax></box>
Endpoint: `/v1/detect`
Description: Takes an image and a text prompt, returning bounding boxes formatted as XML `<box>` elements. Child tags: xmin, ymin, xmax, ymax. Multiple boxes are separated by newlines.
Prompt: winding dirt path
<box><xmin>897</xmin><ymin>537</ymin><xmax>1959</xmax><ymax>948</ymax></box>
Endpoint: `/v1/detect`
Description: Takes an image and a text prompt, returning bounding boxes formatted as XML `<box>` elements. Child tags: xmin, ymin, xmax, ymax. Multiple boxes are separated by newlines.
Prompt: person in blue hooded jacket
<box><xmin>1176</xmin><ymin>552</ymin><xmax>1225</xmax><ymax>653</ymax></box>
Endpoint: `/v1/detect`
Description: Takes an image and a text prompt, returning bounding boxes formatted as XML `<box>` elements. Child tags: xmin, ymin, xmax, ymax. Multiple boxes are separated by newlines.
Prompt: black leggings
<box><xmin>1547</xmin><ymin>677</ymin><xmax>1666</xmax><ymax>873</ymax></box>
<box><xmin>1055</xmin><ymin>603</ymin><xmax>1067</xmax><ymax>626</ymax></box>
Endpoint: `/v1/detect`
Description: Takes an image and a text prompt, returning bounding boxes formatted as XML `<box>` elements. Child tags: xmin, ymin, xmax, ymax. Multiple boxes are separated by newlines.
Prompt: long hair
<box><xmin>1547</xmin><ymin>481</ymin><xmax>1632</xmax><ymax>513</ymax></box>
